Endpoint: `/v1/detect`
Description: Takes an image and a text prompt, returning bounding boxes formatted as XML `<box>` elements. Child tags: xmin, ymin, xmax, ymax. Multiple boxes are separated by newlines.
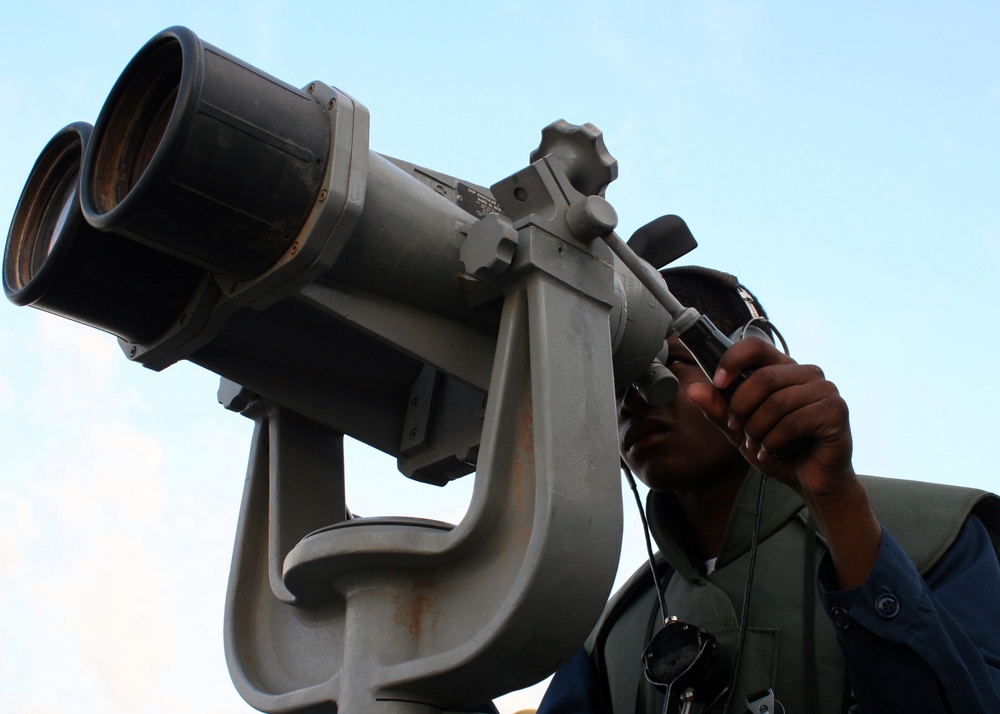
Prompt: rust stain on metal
<box><xmin>393</xmin><ymin>581</ymin><xmax>437</xmax><ymax>640</ymax></box>
<box><xmin>510</xmin><ymin>392</ymin><xmax>535</xmax><ymax>537</ymax></box>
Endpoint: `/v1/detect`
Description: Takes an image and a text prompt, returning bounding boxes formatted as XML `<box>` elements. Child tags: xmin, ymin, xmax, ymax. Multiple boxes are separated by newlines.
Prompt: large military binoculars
<box><xmin>4</xmin><ymin>26</ymin><xmax>681</xmax><ymax>485</ymax></box>
<box><xmin>4</xmin><ymin>26</ymin><xmax>697</xmax><ymax>712</ymax></box>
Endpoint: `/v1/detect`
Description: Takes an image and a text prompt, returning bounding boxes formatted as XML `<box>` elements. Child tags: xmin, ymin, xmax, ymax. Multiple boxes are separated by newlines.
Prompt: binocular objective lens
<box><xmin>5</xmin><ymin>136</ymin><xmax>82</xmax><ymax>292</ymax></box>
<box><xmin>89</xmin><ymin>41</ymin><xmax>182</xmax><ymax>213</ymax></box>
<box><xmin>126</xmin><ymin>84</ymin><xmax>177</xmax><ymax>197</ymax></box>
<box><xmin>36</xmin><ymin>165</ymin><xmax>79</xmax><ymax>268</ymax></box>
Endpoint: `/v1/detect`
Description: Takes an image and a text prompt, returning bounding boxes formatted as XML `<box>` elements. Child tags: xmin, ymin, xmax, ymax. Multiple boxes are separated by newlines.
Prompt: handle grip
<box><xmin>678</xmin><ymin>315</ymin><xmax>809</xmax><ymax>459</ymax></box>
<box><xmin>677</xmin><ymin>315</ymin><xmax>751</xmax><ymax>399</ymax></box>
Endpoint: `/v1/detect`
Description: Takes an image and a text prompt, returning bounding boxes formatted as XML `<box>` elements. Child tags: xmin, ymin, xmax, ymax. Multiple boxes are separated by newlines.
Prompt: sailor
<box><xmin>537</xmin><ymin>266</ymin><xmax>1000</xmax><ymax>713</ymax></box>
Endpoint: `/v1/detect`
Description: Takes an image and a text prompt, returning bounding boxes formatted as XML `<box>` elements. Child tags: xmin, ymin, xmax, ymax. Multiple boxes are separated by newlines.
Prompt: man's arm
<box><xmin>687</xmin><ymin>338</ymin><xmax>1000</xmax><ymax>711</ymax></box>
<box><xmin>820</xmin><ymin>517</ymin><xmax>1000</xmax><ymax>712</ymax></box>
<box><xmin>535</xmin><ymin>648</ymin><xmax>604</xmax><ymax>714</ymax></box>
<box><xmin>686</xmin><ymin>336</ymin><xmax>880</xmax><ymax>588</ymax></box>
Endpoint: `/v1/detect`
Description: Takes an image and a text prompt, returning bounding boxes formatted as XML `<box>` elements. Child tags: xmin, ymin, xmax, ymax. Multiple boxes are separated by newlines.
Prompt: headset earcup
<box><xmin>728</xmin><ymin>323</ymin><xmax>774</xmax><ymax>344</ymax></box>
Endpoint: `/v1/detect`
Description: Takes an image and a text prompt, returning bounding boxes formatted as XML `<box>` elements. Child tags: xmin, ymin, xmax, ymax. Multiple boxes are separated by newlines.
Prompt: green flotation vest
<box><xmin>587</xmin><ymin>472</ymin><xmax>999</xmax><ymax>713</ymax></box>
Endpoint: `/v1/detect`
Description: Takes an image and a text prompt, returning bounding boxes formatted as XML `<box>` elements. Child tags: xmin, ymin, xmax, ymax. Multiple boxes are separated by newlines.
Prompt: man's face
<box><xmin>617</xmin><ymin>334</ymin><xmax>745</xmax><ymax>492</ymax></box>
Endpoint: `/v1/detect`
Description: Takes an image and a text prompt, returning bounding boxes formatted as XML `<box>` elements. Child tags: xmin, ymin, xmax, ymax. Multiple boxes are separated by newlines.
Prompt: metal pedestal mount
<box><xmin>222</xmin><ymin>123</ymin><xmax>635</xmax><ymax>712</ymax></box>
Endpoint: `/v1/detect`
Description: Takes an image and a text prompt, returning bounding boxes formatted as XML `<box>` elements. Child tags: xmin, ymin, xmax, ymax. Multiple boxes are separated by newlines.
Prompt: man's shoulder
<box><xmin>858</xmin><ymin>474</ymin><xmax>999</xmax><ymax>574</ymax></box>
<box><xmin>584</xmin><ymin>557</ymin><xmax>667</xmax><ymax>654</ymax></box>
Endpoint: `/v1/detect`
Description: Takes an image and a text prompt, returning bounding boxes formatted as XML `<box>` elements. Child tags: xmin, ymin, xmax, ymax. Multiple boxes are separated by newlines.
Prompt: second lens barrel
<box><xmin>80</xmin><ymin>26</ymin><xmax>332</xmax><ymax>280</ymax></box>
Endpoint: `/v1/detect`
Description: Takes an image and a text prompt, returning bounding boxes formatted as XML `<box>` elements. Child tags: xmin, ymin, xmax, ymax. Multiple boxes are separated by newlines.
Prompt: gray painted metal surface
<box><xmin>3</xmin><ymin>26</ymin><xmax>688</xmax><ymax>713</ymax></box>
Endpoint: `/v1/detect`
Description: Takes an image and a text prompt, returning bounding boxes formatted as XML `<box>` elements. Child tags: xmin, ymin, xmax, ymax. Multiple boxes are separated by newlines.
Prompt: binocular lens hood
<box><xmin>80</xmin><ymin>26</ymin><xmax>332</xmax><ymax>280</ymax></box>
<box><xmin>3</xmin><ymin>121</ymin><xmax>202</xmax><ymax>343</ymax></box>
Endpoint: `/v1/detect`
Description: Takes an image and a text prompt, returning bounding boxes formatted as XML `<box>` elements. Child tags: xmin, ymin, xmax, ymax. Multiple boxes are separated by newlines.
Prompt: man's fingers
<box><xmin>725</xmin><ymin>363</ymin><xmax>827</xmax><ymax>431</ymax></box>
<box><xmin>711</xmin><ymin>336</ymin><xmax>792</xmax><ymax>390</ymax></box>
<box><xmin>753</xmin><ymin>398</ymin><xmax>849</xmax><ymax>459</ymax></box>
<box><xmin>686</xmin><ymin>381</ymin><xmax>729</xmax><ymax>426</ymax></box>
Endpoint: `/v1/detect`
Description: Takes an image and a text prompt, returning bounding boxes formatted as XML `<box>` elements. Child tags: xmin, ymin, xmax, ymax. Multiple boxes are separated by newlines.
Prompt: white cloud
<box><xmin>0</xmin><ymin>377</ymin><xmax>12</xmax><ymax>412</ymax></box>
<box><xmin>14</xmin><ymin>418</ymin><xmax>175</xmax><ymax>707</ymax></box>
<box><xmin>0</xmin><ymin>486</ymin><xmax>38</xmax><ymax>597</ymax></box>
<box><xmin>28</xmin><ymin>421</ymin><xmax>167</xmax><ymax>530</ymax></box>
<box><xmin>24</xmin><ymin>316</ymin><xmax>127</xmax><ymax>425</ymax></box>
<box><xmin>38</xmin><ymin>534</ymin><xmax>180</xmax><ymax>709</ymax></box>
<box><xmin>4</xmin><ymin>416</ymin><xmax>243</xmax><ymax>712</ymax></box>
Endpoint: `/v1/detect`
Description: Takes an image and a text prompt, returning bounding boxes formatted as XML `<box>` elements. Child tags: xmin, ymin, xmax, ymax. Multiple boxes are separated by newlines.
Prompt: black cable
<box><xmin>722</xmin><ymin>472</ymin><xmax>768</xmax><ymax>714</ymax></box>
<box><xmin>803</xmin><ymin>517</ymin><xmax>819</xmax><ymax>713</ymax></box>
<box><xmin>621</xmin><ymin>460</ymin><xmax>668</xmax><ymax>623</ymax></box>
<box><xmin>622</xmin><ymin>461</ymin><xmax>771</xmax><ymax>714</ymax></box>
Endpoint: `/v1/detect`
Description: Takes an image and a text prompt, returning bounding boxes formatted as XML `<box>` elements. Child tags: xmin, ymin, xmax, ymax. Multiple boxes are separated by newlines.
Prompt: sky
<box><xmin>1</xmin><ymin>1</ymin><xmax>998</xmax><ymax>712</ymax></box>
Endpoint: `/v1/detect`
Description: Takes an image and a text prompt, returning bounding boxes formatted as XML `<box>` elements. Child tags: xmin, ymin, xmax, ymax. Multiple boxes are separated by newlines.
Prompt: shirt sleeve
<box><xmin>535</xmin><ymin>647</ymin><xmax>605</xmax><ymax>714</ymax></box>
<box><xmin>817</xmin><ymin>516</ymin><xmax>1000</xmax><ymax>713</ymax></box>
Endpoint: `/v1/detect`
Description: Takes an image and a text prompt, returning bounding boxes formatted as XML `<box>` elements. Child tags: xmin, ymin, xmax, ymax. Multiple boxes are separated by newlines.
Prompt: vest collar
<box><xmin>647</xmin><ymin>469</ymin><xmax>807</xmax><ymax>582</ymax></box>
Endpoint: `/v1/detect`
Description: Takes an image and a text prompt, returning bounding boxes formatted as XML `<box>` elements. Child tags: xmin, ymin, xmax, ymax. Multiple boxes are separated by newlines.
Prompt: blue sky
<box><xmin>1</xmin><ymin>2</ymin><xmax>998</xmax><ymax>712</ymax></box>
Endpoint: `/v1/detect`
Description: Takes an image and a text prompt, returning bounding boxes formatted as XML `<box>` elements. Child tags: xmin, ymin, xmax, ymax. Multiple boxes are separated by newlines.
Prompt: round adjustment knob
<box><xmin>461</xmin><ymin>213</ymin><xmax>519</xmax><ymax>282</ymax></box>
<box><xmin>566</xmin><ymin>195</ymin><xmax>619</xmax><ymax>242</ymax></box>
<box><xmin>529</xmin><ymin>120</ymin><xmax>619</xmax><ymax>197</ymax></box>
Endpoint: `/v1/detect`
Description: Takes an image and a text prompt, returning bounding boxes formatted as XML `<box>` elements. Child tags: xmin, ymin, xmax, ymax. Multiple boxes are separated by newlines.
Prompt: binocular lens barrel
<box><xmin>80</xmin><ymin>26</ymin><xmax>332</xmax><ymax>280</ymax></box>
<box><xmin>4</xmin><ymin>128</ymin><xmax>80</xmax><ymax>293</ymax></box>
<box><xmin>3</xmin><ymin>122</ymin><xmax>203</xmax><ymax>343</ymax></box>
<box><xmin>88</xmin><ymin>41</ymin><xmax>181</xmax><ymax>214</ymax></box>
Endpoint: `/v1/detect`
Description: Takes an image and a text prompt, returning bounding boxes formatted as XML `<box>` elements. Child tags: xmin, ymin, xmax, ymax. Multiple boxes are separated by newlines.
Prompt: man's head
<box><xmin>662</xmin><ymin>266</ymin><xmax>768</xmax><ymax>340</ymax></box>
<box><xmin>617</xmin><ymin>267</ymin><xmax>768</xmax><ymax>492</ymax></box>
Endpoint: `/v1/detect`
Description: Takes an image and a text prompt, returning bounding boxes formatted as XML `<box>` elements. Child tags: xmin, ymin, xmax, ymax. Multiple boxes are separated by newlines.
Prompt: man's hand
<box><xmin>685</xmin><ymin>336</ymin><xmax>882</xmax><ymax>589</ymax></box>
<box><xmin>685</xmin><ymin>337</ymin><xmax>852</xmax><ymax>496</ymax></box>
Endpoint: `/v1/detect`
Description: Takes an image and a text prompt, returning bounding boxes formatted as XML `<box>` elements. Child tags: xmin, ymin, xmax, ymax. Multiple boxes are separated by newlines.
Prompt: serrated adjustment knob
<box><xmin>529</xmin><ymin>120</ymin><xmax>619</xmax><ymax>197</ymax></box>
<box><xmin>461</xmin><ymin>213</ymin><xmax>519</xmax><ymax>282</ymax></box>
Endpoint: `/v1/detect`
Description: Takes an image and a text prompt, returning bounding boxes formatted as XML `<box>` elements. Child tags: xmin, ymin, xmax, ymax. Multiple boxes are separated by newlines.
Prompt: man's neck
<box><xmin>672</xmin><ymin>472</ymin><xmax>745</xmax><ymax>560</ymax></box>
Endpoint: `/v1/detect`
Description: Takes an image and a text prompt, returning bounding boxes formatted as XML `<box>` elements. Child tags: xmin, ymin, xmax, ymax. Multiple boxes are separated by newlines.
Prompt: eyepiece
<box><xmin>81</xmin><ymin>26</ymin><xmax>332</xmax><ymax>280</ymax></box>
<box><xmin>4</xmin><ymin>122</ymin><xmax>203</xmax><ymax>343</ymax></box>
